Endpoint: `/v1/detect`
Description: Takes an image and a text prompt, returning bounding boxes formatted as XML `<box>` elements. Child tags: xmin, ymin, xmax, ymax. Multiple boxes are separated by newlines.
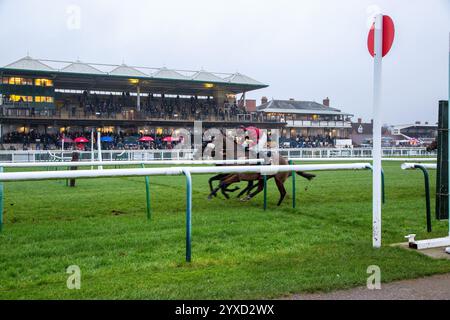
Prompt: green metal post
<box><xmin>141</xmin><ymin>164</ymin><xmax>151</xmax><ymax>220</ymax></box>
<box><xmin>289</xmin><ymin>160</ymin><xmax>296</xmax><ymax>208</ymax></box>
<box><xmin>0</xmin><ymin>167</ymin><xmax>3</xmax><ymax>233</ymax></box>
<box><xmin>183</xmin><ymin>170</ymin><xmax>192</xmax><ymax>263</ymax></box>
<box><xmin>415</xmin><ymin>165</ymin><xmax>432</xmax><ymax>233</ymax></box>
<box><xmin>263</xmin><ymin>174</ymin><xmax>268</xmax><ymax>211</ymax></box>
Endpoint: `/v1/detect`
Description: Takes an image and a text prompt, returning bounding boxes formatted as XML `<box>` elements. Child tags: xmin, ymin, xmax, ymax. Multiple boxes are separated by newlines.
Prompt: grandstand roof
<box><xmin>0</xmin><ymin>57</ymin><xmax>268</xmax><ymax>95</ymax></box>
<box><xmin>257</xmin><ymin>99</ymin><xmax>353</xmax><ymax>116</ymax></box>
<box><xmin>4</xmin><ymin>56</ymin><xmax>55</xmax><ymax>72</ymax></box>
<box><xmin>61</xmin><ymin>61</ymin><xmax>104</xmax><ymax>75</ymax></box>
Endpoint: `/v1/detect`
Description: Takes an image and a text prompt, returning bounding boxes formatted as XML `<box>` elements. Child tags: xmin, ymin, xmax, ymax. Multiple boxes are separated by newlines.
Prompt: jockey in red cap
<box><xmin>241</xmin><ymin>126</ymin><xmax>267</xmax><ymax>153</ymax></box>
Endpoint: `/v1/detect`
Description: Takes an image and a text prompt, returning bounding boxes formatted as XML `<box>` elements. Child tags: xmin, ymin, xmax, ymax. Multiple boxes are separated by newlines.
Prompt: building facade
<box><xmin>256</xmin><ymin>97</ymin><xmax>353</xmax><ymax>147</ymax></box>
<box><xmin>0</xmin><ymin>56</ymin><xmax>278</xmax><ymax>150</ymax></box>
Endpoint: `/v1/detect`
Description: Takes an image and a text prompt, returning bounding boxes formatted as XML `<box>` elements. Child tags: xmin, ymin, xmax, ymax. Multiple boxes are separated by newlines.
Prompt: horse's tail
<box><xmin>295</xmin><ymin>171</ymin><xmax>316</xmax><ymax>181</ymax></box>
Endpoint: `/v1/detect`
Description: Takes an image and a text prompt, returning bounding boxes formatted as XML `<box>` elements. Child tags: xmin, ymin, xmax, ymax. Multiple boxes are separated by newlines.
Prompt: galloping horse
<box><xmin>201</xmin><ymin>132</ymin><xmax>315</xmax><ymax>206</ymax></box>
<box><xmin>208</xmin><ymin>152</ymin><xmax>315</xmax><ymax>206</ymax></box>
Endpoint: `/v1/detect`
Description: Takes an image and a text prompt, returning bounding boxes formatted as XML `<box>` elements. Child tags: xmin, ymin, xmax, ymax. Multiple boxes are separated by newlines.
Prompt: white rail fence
<box><xmin>0</xmin><ymin>162</ymin><xmax>373</xmax><ymax>262</ymax></box>
<box><xmin>0</xmin><ymin>147</ymin><xmax>436</xmax><ymax>163</ymax></box>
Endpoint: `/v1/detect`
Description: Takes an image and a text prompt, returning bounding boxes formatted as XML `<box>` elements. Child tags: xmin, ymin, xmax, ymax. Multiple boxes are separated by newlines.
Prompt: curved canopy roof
<box><xmin>0</xmin><ymin>57</ymin><xmax>268</xmax><ymax>90</ymax></box>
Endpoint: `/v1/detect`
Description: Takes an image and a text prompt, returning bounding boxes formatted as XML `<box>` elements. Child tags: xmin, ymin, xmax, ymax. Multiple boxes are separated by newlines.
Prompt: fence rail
<box><xmin>0</xmin><ymin>147</ymin><xmax>436</xmax><ymax>163</ymax></box>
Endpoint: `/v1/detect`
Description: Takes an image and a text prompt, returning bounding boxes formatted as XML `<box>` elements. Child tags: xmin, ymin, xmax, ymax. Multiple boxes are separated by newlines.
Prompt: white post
<box><xmin>91</xmin><ymin>129</ymin><xmax>94</xmax><ymax>170</ymax></box>
<box><xmin>372</xmin><ymin>14</ymin><xmax>383</xmax><ymax>248</ymax></box>
<box><xmin>61</xmin><ymin>134</ymin><xmax>65</xmax><ymax>160</ymax></box>
<box><xmin>137</xmin><ymin>85</ymin><xmax>141</xmax><ymax>112</ymax></box>
<box><xmin>97</xmin><ymin>131</ymin><xmax>103</xmax><ymax>170</ymax></box>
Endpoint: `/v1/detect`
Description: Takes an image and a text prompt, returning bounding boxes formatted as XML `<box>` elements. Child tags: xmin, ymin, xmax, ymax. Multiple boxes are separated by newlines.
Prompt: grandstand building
<box><xmin>256</xmin><ymin>97</ymin><xmax>353</xmax><ymax>145</ymax></box>
<box><xmin>0</xmin><ymin>56</ymin><xmax>274</xmax><ymax>149</ymax></box>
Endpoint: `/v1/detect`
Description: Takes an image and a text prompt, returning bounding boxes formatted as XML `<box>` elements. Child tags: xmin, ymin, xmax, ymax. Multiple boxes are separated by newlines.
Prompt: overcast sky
<box><xmin>0</xmin><ymin>0</ymin><xmax>448</xmax><ymax>124</ymax></box>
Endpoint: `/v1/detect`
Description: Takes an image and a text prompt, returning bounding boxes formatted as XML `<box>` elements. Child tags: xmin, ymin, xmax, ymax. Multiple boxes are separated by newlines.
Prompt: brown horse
<box><xmin>426</xmin><ymin>140</ymin><xmax>437</xmax><ymax>152</ymax></box>
<box><xmin>196</xmin><ymin>133</ymin><xmax>253</xmax><ymax>199</ymax></box>
<box><xmin>208</xmin><ymin>152</ymin><xmax>315</xmax><ymax>206</ymax></box>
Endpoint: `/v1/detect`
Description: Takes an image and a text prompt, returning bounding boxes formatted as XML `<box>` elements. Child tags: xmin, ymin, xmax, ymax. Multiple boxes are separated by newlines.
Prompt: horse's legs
<box><xmin>208</xmin><ymin>175</ymin><xmax>240</xmax><ymax>199</ymax></box>
<box><xmin>274</xmin><ymin>177</ymin><xmax>287</xmax><ymax>206</ymax></box>
<box><xmin>209</xmin><ymin>174</ymin><xmax>226</xmax><ymax>197</ymax></box>
<box><xmin>237</xmin><ymin>181</ymin><xmax>254</xmax><ymax>198</ymax></box>
<box><xmin>296</xmin><ymin>171</ymin><xmax>316</xmax><ymax>181</ymax></box>
<box><xmin>243</xmin><ymin>178</ymin><xmax>265</xmax><ymax>201</ymax></box>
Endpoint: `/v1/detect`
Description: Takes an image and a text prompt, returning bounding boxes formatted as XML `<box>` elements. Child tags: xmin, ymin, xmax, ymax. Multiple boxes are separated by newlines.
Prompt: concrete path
<box><xmin>288</xmin><ymin>273</ymin><xmax>450</xmax><ymax>300</ymax></box>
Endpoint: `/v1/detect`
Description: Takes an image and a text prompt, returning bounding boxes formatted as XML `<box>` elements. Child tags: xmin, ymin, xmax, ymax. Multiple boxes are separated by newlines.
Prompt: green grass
<box><xmin>0</xmin><ymin>161</ymin><xmax>449</xmax><ymax>299</ymax></box>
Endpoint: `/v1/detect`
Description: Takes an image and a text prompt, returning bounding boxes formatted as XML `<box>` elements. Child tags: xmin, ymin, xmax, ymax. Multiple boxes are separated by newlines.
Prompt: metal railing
<box><xmin>286</xmin><ymin>120</ymin><xmax>352</xmax><ymax>128</ymax></box>
<box><xmin>0</xmin><ymin>147</ymin><xmax>436</xmax><ymax>163</ymax></box>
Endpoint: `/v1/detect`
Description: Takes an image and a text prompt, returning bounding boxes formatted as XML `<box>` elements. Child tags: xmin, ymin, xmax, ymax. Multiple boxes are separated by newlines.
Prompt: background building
<box><xmin>0</xmin><ymin>56</ymin><xmax>276</xmax><ymax>150</ymax></box>
<box><xmin>257</xmin><ymin>97</ymin><xmax>353</xmax><ymax>148</ymax></box>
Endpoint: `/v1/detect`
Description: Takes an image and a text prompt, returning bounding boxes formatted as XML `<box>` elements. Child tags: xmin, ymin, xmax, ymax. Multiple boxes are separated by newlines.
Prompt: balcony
<box><xmin>287</xmin><ymin>120</ymin><xmax>352</xmax><ymax>128</ymax></box>
<box><xmin>0</xmin><ymin>105</ymin><xmax>286</xmax><ymax>126</ymax></box>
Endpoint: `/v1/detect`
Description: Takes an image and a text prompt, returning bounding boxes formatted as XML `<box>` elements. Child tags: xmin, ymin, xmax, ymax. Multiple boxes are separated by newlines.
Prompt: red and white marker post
<box><xmin>367</xmin><ymin>14</ymin><xmax>395</xmax><ymax>248</ymax></box>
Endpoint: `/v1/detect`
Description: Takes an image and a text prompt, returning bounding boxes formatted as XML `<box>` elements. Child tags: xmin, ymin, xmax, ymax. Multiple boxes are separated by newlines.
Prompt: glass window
<box><xmin>6</xmin><ymin>77</ymin><xmax>33</xmax><ymax>85</ymax></box>
<box><xmin>34</xmin><ymin>96</ymin><xmax>54</xmax><ymax>103</ymax></box>
<box><xmin>35</xmin><ymin>79</ymin><xmax>53</xmax><ymax>87</ymax></box>
<box><xmin>10</xmin><ymin>95</ymin><xmax>33</xmax><ymax>102</ymax></box>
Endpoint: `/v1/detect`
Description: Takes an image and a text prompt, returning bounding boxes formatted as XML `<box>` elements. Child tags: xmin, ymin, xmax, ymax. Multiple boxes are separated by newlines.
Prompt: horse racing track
<box><xmin>0</xmin><ymin>161</ymin><xmax>449</xmax><ymax>299</ymax></box>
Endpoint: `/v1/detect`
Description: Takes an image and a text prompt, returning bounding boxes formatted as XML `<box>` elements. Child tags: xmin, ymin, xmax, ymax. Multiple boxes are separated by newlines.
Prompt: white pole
<box><xmin>372</xmin><ymin>14</ymin><xmax>383</xmax><ymax>248</ymax></box>
<box><xmin>61</xmin><ymin>133</ymin><xmax>65</xmax><ymax>160</ymax></box>
<box><xmin>137</xmin><ymin>85</ymin><xmax>141</xmax><ymax>112</ymax></box>
<box><xmin>91</xmin><ymin>129</ymin><xmax>94</xmax><ymax>170</ymax></box>
<box><xmin>97</xmin><ymin>131</ymin><xmax>103</xmax><ymax>170</ymax></box>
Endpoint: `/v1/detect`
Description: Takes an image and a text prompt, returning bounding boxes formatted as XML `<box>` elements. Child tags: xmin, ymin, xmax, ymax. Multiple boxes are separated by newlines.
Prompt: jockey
<box><xmin>240</xmin><ymin>126</ymin><xmax>267</xmax><ymax>155</ymax></box>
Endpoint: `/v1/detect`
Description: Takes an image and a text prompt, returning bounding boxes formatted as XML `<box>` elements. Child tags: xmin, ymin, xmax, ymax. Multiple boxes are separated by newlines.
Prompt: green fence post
<box><xmin>183</xmin><ymin>170</ymin><xmax>192</xmax><ymax>263</ymax></box>
<box><xmin>289</xmin><ymin>160</ymin><xmax>296</xmax><ymax>208</ymax></box>
<box><xmin>263</xmin><ymin>174</ymin><xmax>268</xmax><ymax>211</ymax></box>
<box><xmin>141</xmin><ymin>164</ymin><xmax>151</xmax><ymax>220</ymax></box>
<box><xmin>0</xmin><ymin>167</ymin><xmax>3</xmax><ymax>233</ymax></box>
<box><xmin>415</xmin><ymin>165</ymin><xmax>432</xmax><ymax>232</ymax></box>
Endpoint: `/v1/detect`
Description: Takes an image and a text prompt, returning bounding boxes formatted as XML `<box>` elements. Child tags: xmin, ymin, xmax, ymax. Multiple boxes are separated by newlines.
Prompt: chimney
<box><xmin>289</xmin><ymin>98</ymin><xmax>295</xmax><ymax>101</ymax></box>
<box><xmin>358</xmin><ymin>118</ymin><xmax>362</xmax><ymax>123</ymax></box>
<box><xmin>371</xmin><ymin>119</ymin><xmax>373</xmax><ymax>124</ymax></box>
<box><xmin>261</xmin><ymin>96</ymin><xmax>268</xmax><ymax>105</ymax></box>
<box><xmin>323</xmin><ymin>97</ymin><xmax>330</xmax><ymax>107</ymax></box>
<box><xmin>415</xmin><ymin>121</ymin><xmax>421</xmax><ymax>125</ymax></box>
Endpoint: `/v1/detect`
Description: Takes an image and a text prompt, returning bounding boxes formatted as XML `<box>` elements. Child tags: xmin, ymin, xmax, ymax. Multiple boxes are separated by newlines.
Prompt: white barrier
<box><xmin>401</xmin><ymin>162</ymin><xmax>450</xmax><ymax>250</ymax></box>
<box><xmin>0</xmin><ymin>163</ymin><xmax>372</xmax><ymax>182</ymax></box>
<box><xmin>401</xmin><ymin>163</ymin><xmax>437</xmax><ymax>170</ymax></box>
<box><xmin>0</xmin><ymin>159</ymin><xmax>264</xmax><ymax>168</ymax></box>
<box><xmin>291</xmin><ymin>158</ymin><xmax>436</xmax><ymax>162</ymax></box>
<box><xmin>0</xmin><ymin>162</ymin><xmax>373</xmax><ymax>262</ymax></box>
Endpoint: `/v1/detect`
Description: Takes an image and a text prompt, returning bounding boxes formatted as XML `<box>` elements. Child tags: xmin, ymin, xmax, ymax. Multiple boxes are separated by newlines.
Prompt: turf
<box><xmin>0</xmin><ymin>161</ymin><xmax>449</xmax><ymax>299</ymax></box>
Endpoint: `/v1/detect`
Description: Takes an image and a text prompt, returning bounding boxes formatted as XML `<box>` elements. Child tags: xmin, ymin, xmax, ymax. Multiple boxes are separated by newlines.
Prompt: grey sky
<box><xmin>0</xmin><ymin>0</ymin><xmax>448</xmax><ymax>124</ymax></box>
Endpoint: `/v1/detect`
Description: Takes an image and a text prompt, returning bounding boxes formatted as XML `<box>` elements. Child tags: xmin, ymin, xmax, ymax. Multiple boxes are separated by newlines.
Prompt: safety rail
<box><xmin>401</xmin><ymin>163</ymin><xmax>437</xmax><ymax>232</ymax></box>
<box><xmin>0</xmin><ymin>162</ymin><xmax>373</xmax><ymax>262</ymax></box>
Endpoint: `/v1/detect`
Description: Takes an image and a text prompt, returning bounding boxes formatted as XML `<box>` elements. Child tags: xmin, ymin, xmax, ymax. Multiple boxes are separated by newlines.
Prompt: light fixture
<box><xmin>204</xmin><ymin>83</ymin><xmax>214</xmax><ymax>89</ymax></box>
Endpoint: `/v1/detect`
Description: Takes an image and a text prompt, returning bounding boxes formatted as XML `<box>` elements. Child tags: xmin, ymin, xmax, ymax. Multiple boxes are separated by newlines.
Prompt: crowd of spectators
<box><xmin>1</xmin><ymin>130</ymin><xmax>183</xmax><ymax>151</ymax></box>
<box><xmin>279</xmin><ymin>135</ymin><xmax>336</xmax><ymax>148</ymax></box>
<box><xmin>61</xmin><ymin>91</ymin><xmax>249</xmax><ymax>121</ymax></box>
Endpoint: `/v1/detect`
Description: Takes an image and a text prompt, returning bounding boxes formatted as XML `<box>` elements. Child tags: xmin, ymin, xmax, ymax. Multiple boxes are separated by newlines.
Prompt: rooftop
<box><xmin>1</xmin><ymin>56</ymin><xmax>267</xmax><ymax>89</ymax></box>
<box><xmin>257</xmin><ymin>99</ymin><xmax>353</xmax><ymax>116</ymax></box>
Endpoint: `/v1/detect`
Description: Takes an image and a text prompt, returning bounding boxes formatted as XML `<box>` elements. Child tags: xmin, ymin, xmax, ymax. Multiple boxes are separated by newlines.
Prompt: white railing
<box><xmin>0</xmin><ymin>147</ymin><xmax>436</xmax><ymax>163</ymax></box>
<box><xmin>277</xmin><ymin>147</ymin><xmax>435</xmax><ymax>159</ymax></box>
<box><xmin>288</xmin><ymin>120</ymin><xmax>352</xmax><ymax>128</ymax></box>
